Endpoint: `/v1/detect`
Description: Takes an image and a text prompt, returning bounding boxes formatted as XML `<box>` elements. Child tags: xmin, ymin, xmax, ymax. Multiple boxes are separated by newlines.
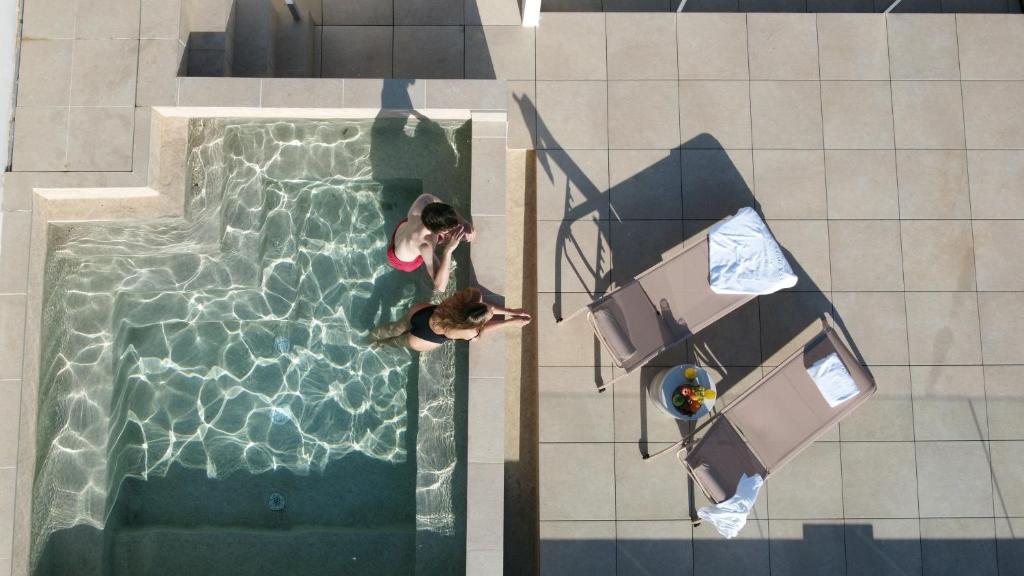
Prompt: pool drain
<box><xmin>268</xmin><ymin>492</ymin><xmax>286</xmax><ymax>511</ymax></box>
<box><xmin>271</xmin><ymin>407</ymin><xmax>290</xmax><ymax>424</ymax></box>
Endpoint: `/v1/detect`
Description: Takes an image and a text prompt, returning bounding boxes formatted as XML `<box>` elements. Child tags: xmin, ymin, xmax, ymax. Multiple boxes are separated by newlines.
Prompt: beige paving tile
<box><xmin>536</xmin><ymin>13</ymin><xmax>607</xmax><ymax>80</ymax></box>
<box><xmin>140</xmin><ymin>0</ymin><xmax>180</xmax><ymax>39</ymax></box>
<box><xmin>817</xmin><ymin>14</ymin><xmax>889</xmax><ymax>80</ymax></box>
<box><xmin>886</xmin><ymin>14</ymin><xmax>959</xmax><ymax>80</ymax></box>
<box><xmin>891</xmin><ymin>81</ymin><xmax>965</xmax><ymax>149</ymax></box>
<box><xmin>985</xmin><ymin>366</ymin><xmax>1024</xmax><ymax>440</ymax></box>
<box><xmin>963</xmin><ymin>81</ymin><xmax>1024</xmax><ymax>149</ymax></box>
<box><xmin>681</xmin><ymin>149</ymin><xmax>755</xmax><ymax>220</ymax></box>
<box><xmin>912</xmin><ymin>365</ymin><xmax>989</xmax><ymax>441</ymax></box>
<box><xmin>609</xmin><ymin>149</ymin><xmax>681</xmax><ymax>221</ymax></box>
<box><xmin>395</xmin><ymin>0</ymin><xmax>462</xmax><ymax>25</ymax></box>
<box><xmin>76</xmin><ymin>0</ymin><xmax>140</xmax><ymax>38</ymax></box>
<box><xmin>615</xmin><ymin>442</ymin><xmax>693</xmax><ymax>520</ymax></box>
<box><xmin>11</xmin><ymin>107</ymin><xmax>68</xmax><ymax>172</ymax></box>
<box><xmin>905</xmin><ymin>291</ymin><xmax>982</xmax><ymax>365</ymax></box>
<box><xmin>821</xmin><ymin>81</ymin><xmax>894</xmax><ymax>149</ymax></box>
<box><xmin>767</xmin><ymin>442</ymin><xmax>843</xmax><ymax>518</ymax></box>
<box><xmin>996</xmin><ymin>518</ymin><xmax>1024</xmax><ymax>576</ymax></box>
<box><xmin>752</xmin><ymin>150</ymin><xmax>827</xmax><ymax>218</ymax></box>
<box><xmin>608</xmin><ymin>81</ymin><xmax>680</xmax><ymax>150</ymax></box>
<box><xmin>825</xmin><ymin>150</ymin><xmax>899</xmax><ymax>219</ymax></box>
<box><xmin>465</xmin><ymin>26</ymin><xmax>534</xmax><ymax>80</ymax></box>
<box><xmin>0</xmin><ymin>211</ymin><xmax>29</xmax><ymax>294</ymax></box>
<box><xmin>609</xmin><ymin>220</ymin><xmax>683</xmax><ymax>287</ymax></box>
<box><xmin>842</xmin><ymin>442</ymin><xmax>918</xmax><ymax>518</ymax></box>
<box><xmin>900</xmin><ymin>220</ymin><xmax>976</xmax><ymax>291</ymax></box>
<box><xmin>425</xmin><ymin>79</ymin><xmax>505</xmax><ymax>109</ymax></box>
<box><xmin>973</xmin><ymin>220</ymin><xmax>1024</xmax><ymax>291</ymax></box>
<box><xmin>678</xmin><ymin>81</ymin><xmax>751</xmax><ymax>150</ymax></box>
<box><xmin>770</xmin><ymin>520</ymin><xmax>846</xmax><ymax>576</ymax></box>
<box><xmin>539</xmin><ymin>521</ymin><xmax>616</xmax><ymax>576</ymax></box>
<box><xmin>845</xmin><ymin>519</ymin><xmax>923</xmax><ymax>576</ymax></box>
<box><xmin>759</xmin><ymin>291</ymin><xmax>833</xmax><ymax>366</ymax></box>
<box><xmin>536</xmin><ymin>149</ymin><xmax>609</xmax><ymax>221</ymax></box>
<box><xmin>750</xmin><ymin>81</ymin><xmax>823</xmax><ymax>149</ymax></box>
<box><xmin>260</xmin><ymin>78</ymin><xmax>344</xmax><ymax>108</ymax></box>
<box><xmin>393</xmin><ymin>26</ymin><xmax>464</xmax><ymax>79</ymax></box>
<box><xmin>685</xmin><ymin>298</ymin><xmax>762</xmax><ymax>367</ymax></box>
<box><xmin>70</xmin><ymin>39</ymin><xmax>138</xmax><ymax>106</ymax></box>
<box><xmin>323</xmin><ymin>0</ymin><xmax>393</xmax><ymax>24</ymax></box>
<box><xmin>767</xmin><ymin>219</ymin><xmax>830</xmax><ymax>291</ymax></box>
<box><xmin>539</xmin><ymin>367</ymin><xmax>614</xmax><ymax>442</ymax></box>
<box><xmin>992</xmin><ymin>441</ymin><xmax>1024</xmax><ymax>517</ymax></box>
<box><xmin>177</xmin><ymin>77</ymin><xmax>260</xmax><ymax>106</ymax></box>
<box><xmin>956</xmin><ymin>15</ymin><xmax>1024</xmax><ymax>80</ymax></box>
<box><xmin>507</xmin><ymin>81</ymin><xmax>537</xmax><ymax>149</ymax></box>
<box><xmin>321</xmin><ymin>26</ymin><xmax>392</xmax><ymax>78</ymax></box>
<box><xmin>921</xmin><ymin>518</ymin><xmax>997</xmax><ymax>576</ymax></box>
<box><xmin>468</xmin><ymin>379</ymin><xmax>504</xmax><ymax>463</ymax></box>
<box><xmin>539</xmin><ymin>443</ymin><xmax>616</xmax><ymax>520</ymax></box>
<box><xmin>968</xmin><ymin>151</ymin><xmax>1024</xmax><ymax>219</ymax></box>
<box><xmin>831</xmin><ymin>292</ymin><xmax>909</xmax><ymax>365</ymax></box>
<box><xmin>67</xmin><ymin>107</ymin><xmax>134</xmax><ymax>171</ymax></box>
<box><xmin>136</xmin><ymin>39</ymin><xmax>180</xmax><ymax>106</ymax></box>
<box><xmin>0</xmin><ymin>380</ymin><xmax>20</xmax><ymax>466</ymax></box>
<box><xmin>343</xmin><ymin>79</ymin><xmax>424</xmax><ymax>108</ymax></box>
<box><xmin>22</xmin><ymin>0</ymin><xmax>75</xmax><ymax>38</ymax></box>
<box><xmin>466</xmin><ymin>462</ymin><xmax>503</xmax><ymax>553</ymax></box>
<box><xmin>693</xmin><ymin>520</ymin><xmax>769</xmax><ymax>576</ymax></box>
<box><xmin>0</xmin><ymin>295</ymin><xmax>26</xmax><ymax>380</ymax></box>
<box><xmin>896</xmin><ymin>150</ymin><xmax>971</xmax><ymax>219</ymax></box>
<box><xmin>607</xmin><ymin>13</ymin><xmax>677</xmax><ymax>80</ymax></box>
<box><xmin>537</xmin><ymin>292</ymin><xmax>617</xmax><ymax>368</ymax></box>
<box><xmin>538</xmin><ymin>219</ymin><xmax>612</xmax><ymax>294</ymax></box>
<box><xmin>616</xmin><ymin>521</ymin><xmax>692</xmax><ymax>576</ymax></box>
<box><xmin>917</xmin><ymin>442</ymin><xmax>994</xmax><ymax>517</ymax></box>
<box><xmin>16</xmin><ymin>39</ymin><xmax>73</xmax><ymax>106</ymax></box>
<box><xmin>465</xmin><ymin>0</ymin><xmax>522</xmax><ymax>25</ymax></box>
<box><xmin>0</xmin><ymin>467</ymin><xmax>13</xmax><ymax>557</ymax></box>
<box><xmin>839</xmin><ymin>366</ymin><xmax>914</xmax><ymax>441</ymax></box>
<box><xmin>536</xmin><ymin>81</ymin><xmax>608</xmax><ymax>150</ymax></box>
<box><xmin>978</xmin><ymin>292</ymin><xmax>1024</xmax><ymax>365</ymax></box>
<box><xmin>677</xmin><ymin>13</ymin><xmax>748</xmax><ymax>80</ymax></box>
<box><xmin>612</xmin><ymin>368</ymin><xmax>695</xmax><ymax>444</ymax></box>
<box><xmin>747</xmin><ymin>13</ymin><xmax>818</xmax><ymax>80</ymax></box>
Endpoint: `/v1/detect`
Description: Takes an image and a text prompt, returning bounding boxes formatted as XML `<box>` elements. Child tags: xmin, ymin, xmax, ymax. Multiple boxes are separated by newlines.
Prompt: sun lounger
<box><xmin>647</xmin><ymin>322</ymin><xmax>876</xmax><ymax>505</ymax></box>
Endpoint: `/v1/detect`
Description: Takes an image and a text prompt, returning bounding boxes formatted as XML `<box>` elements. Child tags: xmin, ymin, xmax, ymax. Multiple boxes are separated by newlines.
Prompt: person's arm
<box><xmin>488</xmin><ymin>304</ymin><xmax>531</xmax><ymax>318</ymax></box>
<box><xmin>456</xmin><ymin>212</ymin><xmax>476</xmax><ymax>241</ymax></box>
<box><xmin>428</xmin><ymin>228</ymin><xmax>465</xmax><ymax>291</ymax></box>
<box><xmin>408</xmin><ymin>193</ymin><xmax>442</xmax><ymax>218</ymax></box>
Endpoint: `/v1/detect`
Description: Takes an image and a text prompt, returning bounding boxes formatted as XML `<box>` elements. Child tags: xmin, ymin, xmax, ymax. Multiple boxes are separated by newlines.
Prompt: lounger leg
<box><xmin>642</xmin><ymin>438</ymin><xmax>686</xmax><ymax>460</ymax></box>
<box><xmin>556</xmin><ymin>304</ymin><xmax>590</xmax><ymax>324</ymax></box>
<box><xmin>596</xmin><ymin>369</ymin><xmax>632</xmax><ymax>393</ymax></box>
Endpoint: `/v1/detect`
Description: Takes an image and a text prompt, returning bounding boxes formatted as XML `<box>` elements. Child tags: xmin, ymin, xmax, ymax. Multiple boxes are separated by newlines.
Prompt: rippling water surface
<box><xmin>32</xmin><ymin>116</ymin><xmax>471</xmax><ymax>574</ymax></box>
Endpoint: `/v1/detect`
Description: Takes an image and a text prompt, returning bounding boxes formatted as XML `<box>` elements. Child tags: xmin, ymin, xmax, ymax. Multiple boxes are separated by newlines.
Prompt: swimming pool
<box><xmin>30</xmin><ymin>115</ymin><xmax>472</xmax><ymax>576</ymax></box>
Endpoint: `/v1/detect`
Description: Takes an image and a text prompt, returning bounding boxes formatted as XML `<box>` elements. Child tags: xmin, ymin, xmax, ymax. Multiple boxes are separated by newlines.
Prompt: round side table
<box><xmin>647</xmin><ymin>364</ymin><xmax>717</xmax><ymax>421</ymax></box>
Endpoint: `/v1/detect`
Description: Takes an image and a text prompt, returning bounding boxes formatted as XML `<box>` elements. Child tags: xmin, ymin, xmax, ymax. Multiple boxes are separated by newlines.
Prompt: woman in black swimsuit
<box><xmin>371</xmin><ymin>287</ymin><xmax>531</xmax><ymax>352</ymax></box>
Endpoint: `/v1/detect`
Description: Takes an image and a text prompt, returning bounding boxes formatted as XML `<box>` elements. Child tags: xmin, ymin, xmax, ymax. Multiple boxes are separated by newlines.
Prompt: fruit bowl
<box><xmin>671</xmin><ymin>383</ymin><xmax>716</xmax><ymax>417</ymax></box>
<box><xmin>648</xmin><ymin>365</ymin><xmax>717</xmax><ymax>421</ymax></box>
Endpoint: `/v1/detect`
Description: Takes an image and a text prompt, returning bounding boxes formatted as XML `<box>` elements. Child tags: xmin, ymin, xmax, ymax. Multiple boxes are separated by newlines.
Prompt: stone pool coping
<box><xmin>12</xmin><ymin>103</ymin><xmax>508</xmax><ymax>576</ymax></box>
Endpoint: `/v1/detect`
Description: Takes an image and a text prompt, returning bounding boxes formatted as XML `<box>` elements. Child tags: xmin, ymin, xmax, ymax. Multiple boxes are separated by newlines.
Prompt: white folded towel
<box><xmin>697</xmin><ymin>473</ymin><xmax>764</xmax><ymax>539</ymax></box>
<box><xmin>707</xmin><ymin>207</ymin><xmax>798</xmax><ymax>295</ymax></box>
<box><xmin>807</xmin><ymin>352</ymin><xmax>860</xmax><ymax>408</ymax></box>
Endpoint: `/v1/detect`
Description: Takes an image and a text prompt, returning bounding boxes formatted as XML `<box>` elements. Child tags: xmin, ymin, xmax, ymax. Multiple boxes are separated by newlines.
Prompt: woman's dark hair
<box><xmin>434</xmin><ymin>288</ymin><xmax>490</xmax><ymax>331</ymax></box>
<box><xmin>421</xmin><ymin>202</ymin><xmax>460</xmax><ymax>232</ymax></box>
<box><xmin>466</xmin><ymin>303</ymin><xmax>490</xmax><ymax>323</ymax></box>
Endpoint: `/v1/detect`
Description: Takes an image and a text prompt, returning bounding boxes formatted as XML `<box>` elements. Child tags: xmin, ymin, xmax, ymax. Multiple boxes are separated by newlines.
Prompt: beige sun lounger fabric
<box><xmin>682</xmin><ymin>327</ymin><xmax>876</xmax><ymax>503</ymax></box>
<box><xmin>588</xmin><ymin>233</ymin><xmax>752</xmax><ymax>374</ymax></box>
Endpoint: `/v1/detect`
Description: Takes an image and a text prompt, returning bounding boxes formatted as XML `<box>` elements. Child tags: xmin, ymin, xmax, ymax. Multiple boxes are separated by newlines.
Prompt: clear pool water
<box><xmin>31</xmin><ymin>115</ymin><xmax>472</xmax><ymax>576</ymax></box>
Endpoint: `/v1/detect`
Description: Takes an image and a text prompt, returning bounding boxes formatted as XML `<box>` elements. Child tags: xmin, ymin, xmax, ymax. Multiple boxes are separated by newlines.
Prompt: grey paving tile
<box><xmin>821</xmin><ymin>81</ymin><xmax>894</xmax><ymax>149</ymax></box>
<box><xmin>0</xmin><ymin>211</ymin><xmax>29</xmax><ymax>293</ymax></box>
<box><xmin>67</xmin><ymin>107</ymin><xmax>134</xmax><ymax>171</ymax></box>
<box><xmin>921</xmin><ymin>518</ymin><xmax>998</xmax><ymax>576</ymax></box>
<box><xmin>759</xmin><ymin>290</ymin><xmax>833</xmax><ymax>367</ymax></box>
<box><xmin>905</xmin><ymin>292</ymin><xmax>982</xmax><ymax>365</ymax></box>
<box><xmin>536</xmin><ymin>13</ymin><xmax>607</xmax><ymax>80</ymax></box>
<box><xmin>393</xmin><ymin>26</ymin><xmax>464</xmax><ymax>79</ymax></box>
<box><xmin>917</xmin><ymin>442</ymin><xmax>994</xmax><ymax>518</ymax></box>
<box><xmin>943</xmin><ymin>0</ymin><xmax>1011</xmax><ymax>11</ymax></box>
<box><xmin>615</xmin><ymin>442</ymin><xmax>693</xmax><ymax>520</ymax></box>
<box><xmin>321</xmin><ymin>26</ymin><xmax>392</xmax><ymax>78</ymax></box>
<box><xmin>767</xmin><ymin>443</ymin><xmax>843</xmax><ymax>519</ymax></box>
<box><xmin>608</xmin><ymin>81</ymin><xmax>680</xmax><ymax>150</ymax></box>
<box><xmin>839</xmin><ymin>366</ymin><xmax>914</xmax><ymax>442</ymax></box>
<box><xmin>466</xmin><ymin>462</ymin><xmax>503</xmax><ymax>548</ymax></box>
<box><xmin>831</xmin><ymin>292</ymin><xmax>909</xmax><ymax>365</ymax></box>
<box><xmin>825</xmin><ymin>151</ymin><xmax>899</xmax><ymax>220</ymax></box>
<box><xmin>76</xmin><ymin>0</ymin><xmax>140</xmax><ymax>38</ymax></box>
<box><xmin>968</xmin><ymin>150</ymin><xmax>1024</xmax><ymax>219</ymax></box>
<box><xmin>70</xmin><ymin>39</ymin><xmax>139</xmax><ymax>106</ymax></box>
<box><xmin>537</xmin><ymin>292</ymin><xmax>617</xmax><ymax>368</ymax></box>
<box><xmin>750</xmin><ymin>81</ymin><xmax>823</xmax><ymax>149</ymax></box>
<box><xmin>537</xmin><ymin>219</ymin><xmax>612</xmax><ymax>294</ymax></box>
<box><xmin>677</xmin><ymin>13</ymin><xmax>748</xmax><ymax>80</ymax></box>
<box><xmin>539</xmin><ymin>0</ymin><xmax>603</xmax><ymax>10</ymax></box>
<box><xmin>886</xmin><ymin>14</ymin><xmax>960</xmax><ymax>80</ymax></box>
<box><xmin>395</xmin><ymin>0</ymin><xmax>462</xmax><ymax>24</ymax></box>
<box><xmin>539</xmin><ymin>521</ymin><xmax>616</xmax><ymax>576</ymax></box>
<box><xmin>16</xmin><ymin>39</ymin><xmax>73</xmax><ymax>106</ymax></box>
<box><xmin>891</xmin><ymin>81</ymin><xmax>965</xmax><ymax>149</ymax></box>
<box><xmin>809</xmin><ymin>0</ymin><xmax>874</xmax><ymax>8</ymax></box>
<box><xmin>606</xmin><ymin>0</ymin><xmax>669</xmax><ymax>9</ymax></box>
<box><xmin>136</xmin><ymin>39</ymin><xmax>180</xmax><ymax>106</ymax></box>
<box><xmin>973</xmin><ymin>220</ymin><xmax>1024</xmax><ymax>291</ymax></box>
<box><xmin>322</xmin><ymin>0</ymin><xmax>393</xmax><ymax>25</ymax></box>
<box><xmin>693</xmin><ymin>520</ymin><xmax>770</xmax><ymax>576</ymax></box>
<box><xmin>747</xmin><ymin>13</ymin><xmax>818</xmax><ymax>80</ymax></box>
<box><xmin>681</xmin><ymin>148</ymin><xmax>755</xmax><ymax>221</ymax></box>
<box><xmin>956</xmin><ymin>15</ymin><xmax>1024</xmax><ymax>80</ymax></box>
<box><xmin>539</xmin><ymin>443</ymin><xmax>616</xmax><ymax>520</ymax></box>
<box><xmin>177</xmin><ymin>77</ymin><xmax>260</xmax><ymax>106</ymax></box>
<box><xmin>22</xmin><ymin>0</ymin><xmax>75</xmax><ymax>38</ymax></box>
<box><xmin>962</xmin><ymin>81</ymin><xmax>1024</xmax><ymax>149</ymax></box>
<box><xmin>768</xmin><ymin>219</ymin><xmax>830</xmax><ymax>291</ymax></box>
<box><xmin>842</xmin><ymin>442</ymin><xmax>918</xmax><ymax>518</ymax></box>
<box><xmin>140</xmin><ymin>0</ymin><xmax>180</xmax><ymax>39</ymax></box>
<box><xmin>536</xmin><ymin>81</ymin><xmax>608</xmax><ymax>150</ymax></box>
<box><xmin>343</xmin><ymin>79</ymin><xmax>424</xmax><ymax>108</ymax></box>
<box><xmin>985</xmin><ymin>366</ymin><xmax>1024</xmax><ymax>441</ymax></box>
<box><xmin>0</xmin><ymin>295</ymin><xmax>26</xmax><ymax>380</ymax></box>
<box><xmin>752</xmin><ymin>150</ymin><xmax>827</xmax><ymax>219</ymax></box>
<box><xmin>465</xmin><ymin>0</ymin><xmax>523</xmax><ymax>25</ymax></box>
<box><xmin>607</xmin><ymin>13</ymin><xmax>677</xmax><ymax>80</ymax></box>
<box><xmin>539</xmin><ymin>367</ymin><xmax>614</xmax><ymax>442</ymax></box>
<box><xmin>845</xmin><ymin>520</ymin><xmax>922</xmax><ymax>576</ymax></box>
<box><xmin>617</xmin><ymin>521</ymin><xmax>692</xmax><ymax>576</ymax></box>
<box><xmin>978</xmin><ymin>292</ymin><xmax>1024</xmax><ymax>365</ymax></box>
<box><xmin>817</xmin><ymin>14</ymin><xmax>889</xmax><ymax>80</ymax></box>
<box><xmin>260</xmin><ymin>78</ymin><xmax>344</xmax><ymax>108</ymax></box>
<box><xmin>0</xmin><ymin>467</ymin><xmax>13</xmax><ymax>556</ymax></box>
<box><xmin>0</xmin><ymin>380</ymin><xmax>20</xmax><ymax>466</ymax></box>
<box><xmin>465</xmin><ymin>26</ymin><xmax>535</xmax><ymax>80</ymax></box>
<box><xmin>679</xmin><ymin>81</ymin><xmax>752</xmax><ymax>150</ymax></box>
<box><xmin>609</xmin><ymin>220</ymin><xmax>683</xmax><ymax>286</ymax></box>
<box><xmin>769</xmin><ymin>520</ymin><xmax>847</xmax><ymax>576</ymax></box>
<box><xmin>900</xmin><ymin>220</ymin><xmax>976</xmax><ymax>291</ymax></box>
<box><xmin>11</xmin><ymin>107</ymin><xmax>68</xmax><ymax>172</ymax></box>
<box><xmin>609</xmin><ymin>149</ymin><xmax>682</xmax><ymax>221</ymax></box>
<box><xmin>536</xmin><ymin>149</ymin><xmax>609</xmax><ymax>221</ymax></box>
<box><xmin>991</xmin><ymin>441</ymin><xmax>1024</xmax><ymax>517</ymax></box>
<box><xmin>896</xmin><ymin>150</ymin><xmax>971</xmax><ymax>219</ymax></box>
<box><xmin>685</xmin><ymin>299</ymin><xmax>762</xmax><ymax>367</ymax></box>
<box><xmin>996</xmin><ymin>518</ymin><xmax>1024</xmax><ymax>576</ymax></box>
<box><xmin>912</xmin><ymin>365</ymin><xmax>988</xmax><ymax>441</ymax></box>
<box><xmin>612</xmin><ymin>368</ymin><xmax>691</xmax><ymax>444</ymax></box>
<box><xmin>424</xmin><ymin>79</ymin><xmax>505</xmax><ymax>109</ymax></box>
<box><xmin>507</xmin><ymin>81</ymin><xmax>537</xmax><ymax>149</ymax></box>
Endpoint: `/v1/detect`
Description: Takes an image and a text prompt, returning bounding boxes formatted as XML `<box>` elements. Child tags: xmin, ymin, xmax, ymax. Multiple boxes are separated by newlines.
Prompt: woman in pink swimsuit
<box><xmin>388</xmin><ymin>194</ymin><xmax>474</xmax><ymax>291</ymax></box>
